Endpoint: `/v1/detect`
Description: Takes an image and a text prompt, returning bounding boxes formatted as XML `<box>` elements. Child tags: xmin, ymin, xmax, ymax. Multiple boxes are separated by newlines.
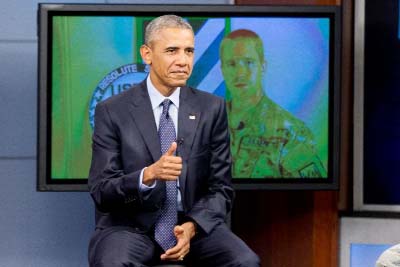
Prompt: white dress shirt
<box><xmin>138</xmin><ymin>76</ymin><xmax>183</xmax><ymax>211</ymax></box>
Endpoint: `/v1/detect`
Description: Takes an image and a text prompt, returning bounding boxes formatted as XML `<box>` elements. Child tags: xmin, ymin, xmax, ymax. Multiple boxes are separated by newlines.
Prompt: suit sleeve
<box><xmin>88</xmin><ymin>102</ymin><xmax>143</xmax><ymax>212</ymax></box>
<box><xmin>187</xmin><ymin>97</ymin><xmax>235</xmax><ymax>234</ymax></box>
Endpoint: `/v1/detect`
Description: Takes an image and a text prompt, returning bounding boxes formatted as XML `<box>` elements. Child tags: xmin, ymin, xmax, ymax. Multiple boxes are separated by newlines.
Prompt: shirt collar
<box><xmin>146</xmin><ymin>75</ymin><xmax>180</xmax><ymax>110</ymax></box>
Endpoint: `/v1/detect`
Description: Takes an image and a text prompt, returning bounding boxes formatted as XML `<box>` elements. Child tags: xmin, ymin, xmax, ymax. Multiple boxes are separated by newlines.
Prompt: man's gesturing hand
<box><xmin>143</xmin><ymin>142</ymin><xmax>182</xmax><ymax>185</ymax></box>
<box><xmin>160</xmin><ymin>222</ymin><xmax>196</xmax><ymax>261</ymax></box>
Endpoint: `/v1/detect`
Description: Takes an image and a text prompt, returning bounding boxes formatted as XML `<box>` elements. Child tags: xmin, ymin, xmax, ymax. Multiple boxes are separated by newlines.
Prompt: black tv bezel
<box><xmin>37</xmin><ymin>3</ymin><xmax>341</xmax><ymax>191</ymax></box>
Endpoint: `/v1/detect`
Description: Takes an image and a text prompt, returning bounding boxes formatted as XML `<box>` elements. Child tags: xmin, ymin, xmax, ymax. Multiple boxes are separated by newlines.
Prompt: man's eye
<box><xmin>247</xmin><ymin>60</ymin><xmax>255</xmax><ymax>66</ymax></box>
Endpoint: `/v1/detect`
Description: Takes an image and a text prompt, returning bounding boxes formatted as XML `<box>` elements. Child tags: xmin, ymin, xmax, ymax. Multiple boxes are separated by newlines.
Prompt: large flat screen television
<box><xmin>37</xmin><ymin>4</ymin><xmax>341</xmax><ymax>191</ymax></box>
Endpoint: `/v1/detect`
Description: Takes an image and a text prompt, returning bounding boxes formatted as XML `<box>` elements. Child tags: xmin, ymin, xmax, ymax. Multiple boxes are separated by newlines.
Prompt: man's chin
<box><xmin>168</xmin><ymin>77</ymin><xmax>189</xmax><ymax>87</ymax></box>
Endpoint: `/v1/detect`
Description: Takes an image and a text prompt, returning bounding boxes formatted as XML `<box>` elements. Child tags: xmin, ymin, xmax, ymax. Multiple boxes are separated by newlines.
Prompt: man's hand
<box><xmin>143</xmin><ymin>142</ymin><xmax>182</xmax><ymax>185</ymax></box>
<box><xmin>160</xmin><ymin>221</ymin><xmax>196</xmax><ymax>261</ymax></box>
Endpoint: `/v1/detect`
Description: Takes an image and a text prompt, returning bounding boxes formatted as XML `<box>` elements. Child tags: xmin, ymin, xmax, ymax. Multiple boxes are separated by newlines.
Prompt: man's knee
<box><xmin>89</xmin><ymin>228</ymin><xmax>156</xmax><ymax>267</ymax></box>
<box><xmin>232</xmin><ymin>249</ymin><xmax>260</xmax><ymax>267</ymax></box>
<box><xmin>90</xmin><ymin>256</ymin><xmax>147</xmax><ymax>267</ymax></box>
<box><xmin>90</xmin><ymin>252</ymin><xmax>136</xmax><ymax>267</ymax></box>
<box><xmin>90</xmin><ymin>246</ymin><xmax>152</xmax><ymax>267</ymax></box>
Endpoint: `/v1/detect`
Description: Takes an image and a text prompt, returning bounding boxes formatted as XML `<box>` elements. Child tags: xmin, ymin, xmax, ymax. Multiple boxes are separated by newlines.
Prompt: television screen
<box><xmin>37</xmin><ymin>4</ymin><xmax>341</xmax><ymax>191</ymax></box>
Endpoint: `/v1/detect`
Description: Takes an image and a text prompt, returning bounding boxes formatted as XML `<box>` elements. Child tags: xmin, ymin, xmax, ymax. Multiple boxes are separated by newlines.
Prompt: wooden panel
<box><xmin>312</xmin><ymin>191</ymin><xmax>339</xmax><ymax>267</ymax></box>
<box><xmin>338</xmin><ymin>0</ymin><xmax>354</xmax><ymax>212</ymax></box>
<box><xmin>232</xmin><ymin>191</ymin><xmax>338</xmax><ymax>267</ymax></box>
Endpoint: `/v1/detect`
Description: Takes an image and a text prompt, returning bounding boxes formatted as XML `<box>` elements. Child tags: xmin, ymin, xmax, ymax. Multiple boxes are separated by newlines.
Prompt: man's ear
<box><xmin>262</xmin><ymin>60</ymin><xmax>267</xmax><ymax>73</ymax></box>
<box><xmin>140</xmin><ymin>44</ymin><xmax>152</xmax><ymax>65</ymax></box>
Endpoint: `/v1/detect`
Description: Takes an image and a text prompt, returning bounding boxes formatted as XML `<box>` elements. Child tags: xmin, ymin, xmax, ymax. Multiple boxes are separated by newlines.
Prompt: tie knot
<box><xmin>161</xmin><ymin>99</ymin><xmax>172</xmax><ymax>115</ymax></box>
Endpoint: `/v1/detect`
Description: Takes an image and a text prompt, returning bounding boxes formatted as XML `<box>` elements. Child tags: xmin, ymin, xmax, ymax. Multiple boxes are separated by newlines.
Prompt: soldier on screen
<box><xmin>220</xmin><ymin>29</ymin><xmax>326</xmax><ymax>178</ymax></box>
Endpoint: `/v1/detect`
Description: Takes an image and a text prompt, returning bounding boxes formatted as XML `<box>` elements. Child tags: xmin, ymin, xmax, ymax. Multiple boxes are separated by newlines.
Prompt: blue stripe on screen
<box><xmin>188</xmin><ymin>30</ymin><xmax>225</xmax><ymax>88</ymax></box>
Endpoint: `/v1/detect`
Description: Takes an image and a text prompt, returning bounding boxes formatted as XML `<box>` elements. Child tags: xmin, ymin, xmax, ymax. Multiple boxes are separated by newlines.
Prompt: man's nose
<box><xmin>175</xmin><ymin>51</ymin><xmax>190</xmax><ymax>65</ymax></box>
<box><xmin>236</xmin><ymin>61</ymin><xmax>249</xmax><ymax>76</ymax></box>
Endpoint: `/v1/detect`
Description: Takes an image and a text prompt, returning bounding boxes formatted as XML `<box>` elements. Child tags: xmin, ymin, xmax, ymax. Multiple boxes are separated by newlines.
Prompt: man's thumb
<box><xmin>174</xmin><ymin>225</ymin><xmax>185</xmax><ymax>237</ymax></box>
<box><xmin>165</xmin><ymin>142</ymin><xmax>177</xmax><ymax>156</ymax></box>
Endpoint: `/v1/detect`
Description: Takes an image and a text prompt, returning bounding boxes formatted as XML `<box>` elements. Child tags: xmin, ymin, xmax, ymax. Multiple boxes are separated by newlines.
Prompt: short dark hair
<box><xmin>220</xmin><ymin>29</ymin><xmax>264</xmax><ymax>63</ymax></box>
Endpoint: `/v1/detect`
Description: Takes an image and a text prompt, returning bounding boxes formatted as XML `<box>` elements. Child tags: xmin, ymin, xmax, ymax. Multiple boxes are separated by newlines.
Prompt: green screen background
<box><xmin>52</xmin><ymin>17</ymin><xmax>137</xmax><ymax>178</ymax></box>
<box><xmin>51</xmin><ymin>16</ymin><xmax>330</xmax><ymax>180</ymax></box>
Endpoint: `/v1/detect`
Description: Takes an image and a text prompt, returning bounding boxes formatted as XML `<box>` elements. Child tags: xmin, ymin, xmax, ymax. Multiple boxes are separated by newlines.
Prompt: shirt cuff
<box><xmin>139</xmin><ymin>167</ymin><xmax>156</xmax><ymax>191</ymax></box>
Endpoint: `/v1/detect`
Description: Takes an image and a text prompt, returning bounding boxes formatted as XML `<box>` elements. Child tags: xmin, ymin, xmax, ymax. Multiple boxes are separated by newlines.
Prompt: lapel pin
<box><xmin>189</xmin><ymin>115</ymin><xmax>196</xmax><ymax>120</ymax></box>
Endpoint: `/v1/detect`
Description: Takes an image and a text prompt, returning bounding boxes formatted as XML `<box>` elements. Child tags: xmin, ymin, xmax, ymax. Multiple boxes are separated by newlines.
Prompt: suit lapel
<box><xmin>127</xmin><ymin>81</ymin><xmax>162</xmax><ymax>162</ymax></box>
<box><xmin>178</xmin><ymin>86</ymin><xmax>201</xmax><ymax>160</ymax></box>
<box><xmin>178</xmin><ymin>86</ymin><xmax>201</xmax><ymax>196</ymax></box>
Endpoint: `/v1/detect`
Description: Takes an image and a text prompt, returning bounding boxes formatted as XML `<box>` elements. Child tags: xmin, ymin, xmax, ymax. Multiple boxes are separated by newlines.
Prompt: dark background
<box><xmin>364</xmin><ymin>0</ymin><xmax>400</xmax><ymax>204</ymax></box>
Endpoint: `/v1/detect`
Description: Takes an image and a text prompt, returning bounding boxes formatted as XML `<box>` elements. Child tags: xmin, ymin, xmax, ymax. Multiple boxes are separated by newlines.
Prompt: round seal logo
<box><xmin>89</xmin><ymin>63</ymin><xmax>149</xmax><ymax>129</ymax></box>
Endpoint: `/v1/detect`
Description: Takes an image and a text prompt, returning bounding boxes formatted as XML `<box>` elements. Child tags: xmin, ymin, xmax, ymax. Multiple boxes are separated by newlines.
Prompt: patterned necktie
<box><xmin>154</xmin><ymin>99</ymin><xmax>178</xmax><ymax>251</ymax></box>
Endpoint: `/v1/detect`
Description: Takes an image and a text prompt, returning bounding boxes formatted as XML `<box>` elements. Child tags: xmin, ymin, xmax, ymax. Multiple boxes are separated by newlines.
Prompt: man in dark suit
<box><xmin>88</xmin><ymin>15</ymin><xmax>260</xmax><ymax>267</ymax></box>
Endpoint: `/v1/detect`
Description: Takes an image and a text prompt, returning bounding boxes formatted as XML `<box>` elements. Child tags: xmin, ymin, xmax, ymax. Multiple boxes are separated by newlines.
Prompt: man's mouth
<box><xmin>171</xmin><ymin>70</ymin><xmax>188</xmax><ymax>74</ymax></box>
<box><xmin>234</xmin><ymin>83</ymin><xmax>248</xmax><ymax>88</ymax></box>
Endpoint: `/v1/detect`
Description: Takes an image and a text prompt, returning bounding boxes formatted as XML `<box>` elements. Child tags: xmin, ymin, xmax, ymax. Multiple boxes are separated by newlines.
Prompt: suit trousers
<box><xmin>88</xmin><ymin>223</ymin><xmax>260</xmax><ymax>267</ymax></box>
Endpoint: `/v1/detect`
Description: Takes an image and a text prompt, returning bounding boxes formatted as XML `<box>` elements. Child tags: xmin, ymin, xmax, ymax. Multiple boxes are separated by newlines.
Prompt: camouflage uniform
<box><xmin>228</xmin><ymin>96</ymin><xmax>326</xmax><ymax>178</ymax></box>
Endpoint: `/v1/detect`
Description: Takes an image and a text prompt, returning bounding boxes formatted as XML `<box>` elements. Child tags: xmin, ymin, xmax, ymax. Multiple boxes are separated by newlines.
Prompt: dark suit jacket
<box><xmin>88</xmin><ymin>80</ymin><xmax>234</xmax><ymax>235</ymax></box>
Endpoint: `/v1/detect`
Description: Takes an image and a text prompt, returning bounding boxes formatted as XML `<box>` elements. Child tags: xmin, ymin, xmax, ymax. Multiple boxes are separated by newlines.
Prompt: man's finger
<box><xmin>160</xmin><ymin>173</ymin><xmax>181</xmax><ymax>180</ymax></box>
<box><xmin>161</xmin><ymin>162</ymin><xmax>182</xmax><ymax>171</ymax></box>
<box><xmin>165</xmin><ymin>156</ymin><xmax>182</xmax><ymax>164</ymax></box>
<box><xmin>165</xmin><ymin>142</ymin><xmax>177</xmax><ymax>156</ymax></box>
<box><xmin>164</xmin><ymin>239</ymin><xmax>186</xmax><ymax>257</ymax></box>
<box><xmin>174</xmin><ymin>225</ymin><xmax>185</xmax><ymax>237</ymax></box>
